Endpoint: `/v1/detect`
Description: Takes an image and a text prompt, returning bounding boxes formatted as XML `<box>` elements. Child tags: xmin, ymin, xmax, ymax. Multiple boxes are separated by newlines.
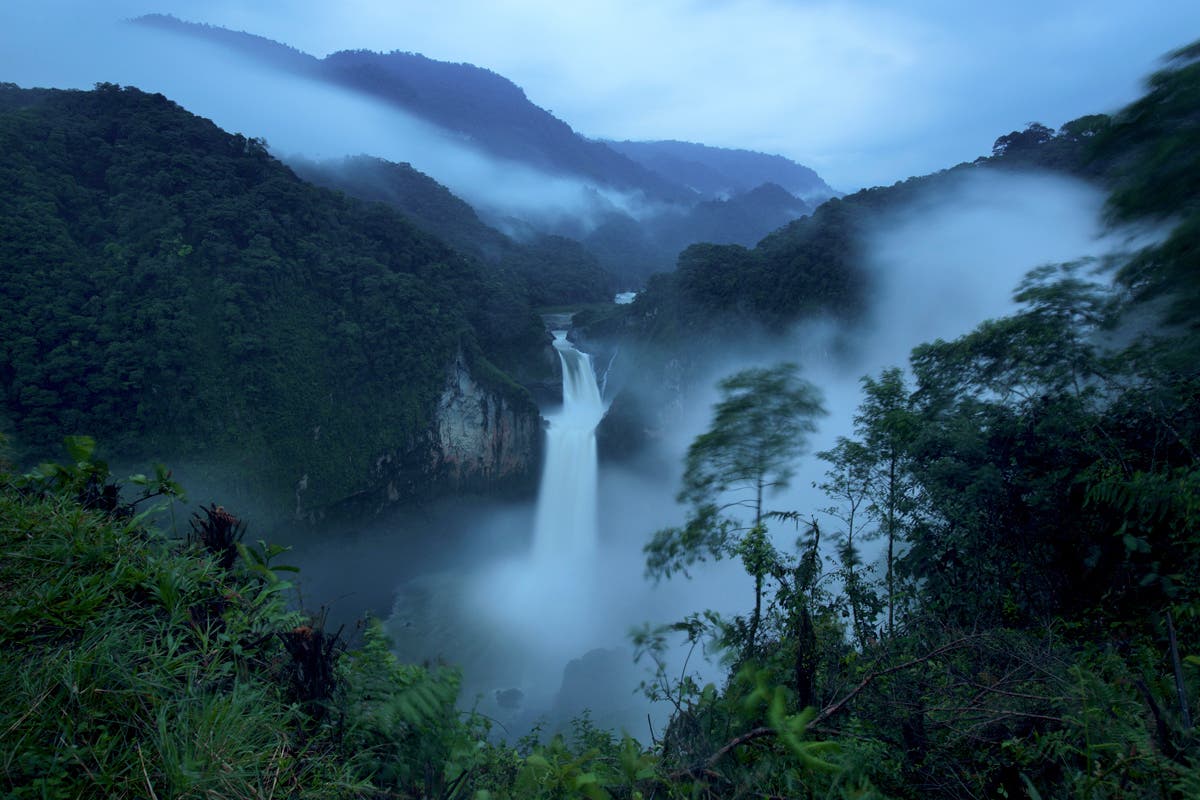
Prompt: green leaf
<box><xmin>63</xmin><ymin>435</ymin><xmax>96</xmax><ymax>465</ymax></box>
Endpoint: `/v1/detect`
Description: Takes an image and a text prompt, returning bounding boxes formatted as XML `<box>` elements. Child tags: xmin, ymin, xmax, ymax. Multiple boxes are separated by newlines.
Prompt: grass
<box><xmin>0</xmin><ymin>478</ymin><xmax>366</xmax><ymax>799</ymax></box>
<box><xmin>0</xmin><ymin>451</ymin><xmax>666</xmax><ymax>800</ymax></box>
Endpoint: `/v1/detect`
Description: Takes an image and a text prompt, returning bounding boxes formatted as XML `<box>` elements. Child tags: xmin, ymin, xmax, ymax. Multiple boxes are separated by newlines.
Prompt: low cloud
<box><xmin>0</xmin><ymin>5</ymin><xmax>647</xmax><ymax>225</ymax></box>
<box><xmin>6</xmin><ymin>1</ymin><xmax>1198</xmax><ymax>191</ymax></box>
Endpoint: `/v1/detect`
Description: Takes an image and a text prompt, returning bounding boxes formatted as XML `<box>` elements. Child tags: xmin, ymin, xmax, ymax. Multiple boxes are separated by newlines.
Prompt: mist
<box><xmin>0</xmin><ymin>9</ymin><xmax>644</xmax><ymax>227</ymax></box>
<box><xmin>674</xmin><ymin>167</ymin><xmax>1144</xmax><ymax>586</ymax></box>
<box><xmin>261</xmin><ymin>164</ymin><xmax>1142</xmax><ymax>742</ymax></box>
<box><xmin>2</xmin><ymin>0</ymin><xmax>1165</xmax><ymax>742</ymax></box>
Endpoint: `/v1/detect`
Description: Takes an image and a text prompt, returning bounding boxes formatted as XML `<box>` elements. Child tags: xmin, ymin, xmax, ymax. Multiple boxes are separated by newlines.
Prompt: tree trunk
<box><xmin>750</xmin><ymin>572</ymin><xmax>762</xmax><ymax>655</ymax></box>
<box><xmin>887</xmin><ymin>455</ymin><xmax>896</xmax><ymax>638</ymax></box>
<box><xmin>748</xmin><ymin>477</ymin><xmax>764</xmax><ymax>655</ymax></box>
<box><xmin>795</xmin><ymin>605</ymin><xmax>817</xmax><ymax>709</ymax></box>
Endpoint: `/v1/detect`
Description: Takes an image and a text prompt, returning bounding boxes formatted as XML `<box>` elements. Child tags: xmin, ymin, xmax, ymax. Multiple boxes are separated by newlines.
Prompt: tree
<box><xmin>856</xmin><ymin>368</ymin><xmax>919</xmax><ymax>638</ymax></box>
<box><xmin>645</xmin><ymin>363</ymin><xmax>825</xmax><ymax>654</ymax></box>
<box><xmin>816</xmin><ymin>437</ymin><xmax>880</xmax><ymax>647</ymax></box>
<box><xmin>991</xmin><ymin>122</ymin><xmax>1054</xmax><ymax>157</ymax></box>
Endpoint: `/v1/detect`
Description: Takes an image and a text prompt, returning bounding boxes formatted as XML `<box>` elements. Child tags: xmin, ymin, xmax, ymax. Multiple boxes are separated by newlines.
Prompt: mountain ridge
<box><xmin>132</xmin><ymin>13</ymin><xmax>696</xmax><ymax>202</ymax></box>
<box><xmin>603</xmin><ymin>138</ymin><xmax>837</xmax><ymax>200</ymax></box>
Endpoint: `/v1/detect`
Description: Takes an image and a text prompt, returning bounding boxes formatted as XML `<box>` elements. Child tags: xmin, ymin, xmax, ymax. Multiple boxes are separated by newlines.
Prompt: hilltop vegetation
<box><xmin>290</xmin><ymin>155</ymin><xmax>617</xmax><ymax>305</ymax></box>
<box><xmin>0</xmin><ymin>82</ymin><xmax>545</xmax><ymax>513</ymax></box>
<box><xmin>612</xmin><ymin>135</ymin><xmax>1092</xmax><ymax>347</ymax></box>
<box><xmin>0</xmin><ymin>444</ymin><xmax>583</xmax><ymax>799</ymax></box>
<box><xmin>611</xmin><ymin>39</ymin><xmax>1200</xmax><ymax>799</ymax></box>
<box><xmin>3</xmin><ymin>27</ymin><xmax>1200</xmax><ymax>800</ymax></box>
<box><xmin>130</xmin><ymin>15</ymin><xmax>828</xmax><ymax>285</ymax></box>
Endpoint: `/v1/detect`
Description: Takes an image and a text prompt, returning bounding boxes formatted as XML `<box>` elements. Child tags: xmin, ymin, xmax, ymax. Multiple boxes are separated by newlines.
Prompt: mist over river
<box><xmin>279</xmin><ymin>168</ymin><xmax>1143</xmax><ymax>739</ymax></box>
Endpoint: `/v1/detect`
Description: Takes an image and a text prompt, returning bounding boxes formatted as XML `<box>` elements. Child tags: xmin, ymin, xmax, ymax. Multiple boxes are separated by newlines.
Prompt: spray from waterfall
<box><xmin>532</xmin><ymin>331</ymin><xmax>607</xmax><ymax>560</ymax></box>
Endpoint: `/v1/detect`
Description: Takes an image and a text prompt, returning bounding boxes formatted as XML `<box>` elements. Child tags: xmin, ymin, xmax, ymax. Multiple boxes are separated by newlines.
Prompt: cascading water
<box><xmin>532</xmin><ymin>330</ymin><xmax>606</xmax><ymax>560</ymax></box>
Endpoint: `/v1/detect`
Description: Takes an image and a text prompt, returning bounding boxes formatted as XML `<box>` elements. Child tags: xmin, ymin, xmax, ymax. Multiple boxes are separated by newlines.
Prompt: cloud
<box><xmin>0</xmin><ymin>3</ymin><xmax>649</xmax><ymax>224</ymax></box>
<box><xmin>3</xmin><ymin>1</ymin><xmax>1199</xmax><ymax>194</ymax></box>
<box><xmin>192</xmin><ymin>0</ymin><xmax>1200</xmax><ymax>189</ymax></box>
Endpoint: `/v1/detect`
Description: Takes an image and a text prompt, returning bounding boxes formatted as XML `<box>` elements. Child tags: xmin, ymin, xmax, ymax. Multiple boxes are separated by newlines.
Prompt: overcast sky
<box><xmin>2</xmin><ymin>1</ymin><xmax>1199</xmax><ymax>189</ymax></box>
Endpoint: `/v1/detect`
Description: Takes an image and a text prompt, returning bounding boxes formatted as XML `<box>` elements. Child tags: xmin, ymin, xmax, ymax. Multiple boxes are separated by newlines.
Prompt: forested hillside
<box><xmin>3</xmin><ymin>41</ymin><xmax>1198</xmax><ymax>799</ymax></box>
<box><xmin>604</xmin><ymin>138</ymin><xmax>836</xmax><ymax>200</ymax></box>
<box><xmin>612</xmin><ymin>105</ymin><xmax>1135</xmax><ymax>346</ymax></box>
<box><xmin>625</xmin><ymin>41</ymin><xmax>1200</xmax><ymax>797</ymax></box>
<box><xmin>0</xmin><ymin>83</ymin><xmax>546</xmax><ymax>514</ymax></box>
<box><xmin>290</xmin><ymin>155</ymin><xmax>617</xmax><ymax>305</ymax></box>
<box><xmin>128</xmin><ymin>15</ymin><xmax>825</xmax><ymax>285</ymax></box>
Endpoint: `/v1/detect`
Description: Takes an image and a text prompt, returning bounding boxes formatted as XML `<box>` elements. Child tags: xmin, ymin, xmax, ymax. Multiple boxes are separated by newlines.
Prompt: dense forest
<box><xmin>1</xmin><ymin>25</ymin><xmax>1198</xmax><ymax>800</ymax></box>
<box><xmin>0</xmin><ymin>83</ymin><xmax>547</xmax><ymax>513</ymax></box>
<box><xmin>289</xmin><ymin>155</ymin><xmax>618</xmax><ymax>306</ymax></box>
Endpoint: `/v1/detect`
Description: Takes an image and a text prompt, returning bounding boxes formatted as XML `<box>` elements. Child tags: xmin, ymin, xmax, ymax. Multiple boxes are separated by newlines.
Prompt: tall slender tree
<box><xmin>856</xmin><ymin>368</ymin><xmax>918</xmax><ymax>638</ymax></box>
<box><xmin>645</xmin><ymin>362</ymin><xmax>825</xmax><ymax>653</ymax></box>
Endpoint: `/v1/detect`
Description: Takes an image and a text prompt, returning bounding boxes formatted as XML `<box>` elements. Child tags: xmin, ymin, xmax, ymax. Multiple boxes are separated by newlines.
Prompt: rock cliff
<box><xmin>297</xmin><ymin>351</ymin><xmax>543</xmax><ymax>521</ymax></box>
<box><xmin>433</xmin><ymin>351</ymin><xmax>542</xmax><ymax>490</ymax></box>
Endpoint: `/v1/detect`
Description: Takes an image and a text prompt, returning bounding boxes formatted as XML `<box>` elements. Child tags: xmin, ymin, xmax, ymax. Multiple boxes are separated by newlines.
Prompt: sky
<box><xmin>1</xmin><ymin>1</ymin><xmax>1199</xmax><ymax>189</ymax></box>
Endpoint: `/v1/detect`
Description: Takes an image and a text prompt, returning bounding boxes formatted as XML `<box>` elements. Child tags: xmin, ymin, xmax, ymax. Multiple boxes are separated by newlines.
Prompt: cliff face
<box><xmin>433</xmin><ymin>352</ymin><xmax>542</xmax><ymax>491</ymax></box>
<box><xmin>297</xmin><ymin>352</ymin><xmax>543</xmax><ymax>521</ymax></box>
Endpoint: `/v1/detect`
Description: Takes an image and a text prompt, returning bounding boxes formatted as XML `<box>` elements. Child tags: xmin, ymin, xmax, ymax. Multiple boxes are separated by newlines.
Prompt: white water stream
<box><xmin>532</xmin><ymin>330</ymin><xmax>607</xmax><ymax>560</ymax></box>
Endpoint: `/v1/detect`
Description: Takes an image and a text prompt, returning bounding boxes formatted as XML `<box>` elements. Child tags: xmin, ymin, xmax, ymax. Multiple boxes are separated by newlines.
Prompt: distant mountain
<box><xmin>132</xmin><ymin>14</ymin><xmax>695</xmax><ymax>203</ymax></box>
<box><xmin>129</xmin><ymin>13</ymin><xmax>831</xmax><ymax>283</ymax></box>
<box><xmin>615</xmin><ymin>112</ymin><xmax>1137</xmax><ymax>345</ymax></box>
<box><xmin>577</xmin><ymin>182</ymin><xmax>811</xmax><ymax>286</ymax></box>
<box><xmin>674</xmin><ymin>181</ymin><xmax>811</xmax><ymax>244</ymax></box>
<box><xmin>289</xmin><ymin>155</ymin><xmax>616</xmax><ymax>305</ymax></box>
<box><xmin>604</xmin><ymin>139</ymin><xmax>837</xmax><ymax>200</ymax></box>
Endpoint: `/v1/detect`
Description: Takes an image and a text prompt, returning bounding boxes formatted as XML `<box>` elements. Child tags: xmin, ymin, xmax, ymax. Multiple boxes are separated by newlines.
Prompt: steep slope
<box><xmin>289</xmin><ymin>154</ymin><xmax>512</xmax><ymax>262</ymax></box>
<box><xmin>579</xmin><ymin>182</ymin><xmax>812</xmax><ymax>286</ymax></box>
<box><xmin>126</xmin><ymin>15</ymin><xmax>838</xmax><ymax>285</ymax></box>
<box><xmin>0</xmin><ymin>83</ymin><xmax>545</xmax><ymax>517</ymax></box>
<box><xmin>604</xmin><ymin>139</ymin><xmax>837</xmax><ymax>200</ymax></box>
<box><xmin>289</xmin><ymin>154</ymin><xmax>616</xmax><ymax>304</ymax></box>
<box><xmin>132</xmin><ymin>14</ymin><xmax>695</xmax><ymax>203</ymax></box>
<box><xmin>613</xmin><ymin>111</ymin><xmax>1137</xmax><ymax>345</ymax></box>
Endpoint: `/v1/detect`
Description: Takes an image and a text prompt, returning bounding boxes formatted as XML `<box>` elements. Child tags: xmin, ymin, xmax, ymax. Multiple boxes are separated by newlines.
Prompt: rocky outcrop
<box><xmin>432</xmin><ymin>351</ymin><xmax>541</xmax><ymax>491</ymax></box>
<box><xmin>305</xmin><ymin>352</ymin><xmax>542</xmax><ymax>522</ymax></box>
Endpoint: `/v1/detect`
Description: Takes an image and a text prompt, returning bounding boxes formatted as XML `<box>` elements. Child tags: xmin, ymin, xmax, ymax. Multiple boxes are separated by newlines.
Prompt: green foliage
<box><xmin>817</xmin><ymin>438</ymin><xmax>883</xmax><ymax>647</ymax></box>
<box><xmin>0</xmin><ymin>83</ymin><xmax>542</xmax><ymax>513</ymax></box>
<box><xmin>18</xmin><ymin>436</ymin><xmax>185</xmax><ymax>522</ymax></box>
<box><xmin>627</xmin><ymin>196</ymin><xmax>870</xmax><ymax>345</ymax></box>
<box><xmin>647</xmin><ymin>364</ymin><xmax>825</xmax><ymax>572</ymax></box>
<box><xmin>339</xmin><ymin>617</ymin><xmax>480</xmax><ymax>797</ymax></box>
<box><xmin>647</xmin><ymin>363</ymin><xmax>825</xmax><ymax>657</ymax></box>
<box><xmin>0</xmin><ymin>463</ymin><xmax>372</xmax><ymax>797</ymax></box>
<box><xmin>634</xmin><ymin>51</ymin><xmax>1200</xmax><ymax>791</ymax></box>
<box><xmin>5</xmin><ymin>454</ymin><xmax>688</xmax><ymax>800</ymax></box>
<box><xmin>1088</xmin><ymin>39</ymin><xmax>1200</xmax><ymax>339</ymax></box>
<box><xmin>294</xmin><ymin>155</ymin><xmax>618</xmax><ymax>310</ymax></box>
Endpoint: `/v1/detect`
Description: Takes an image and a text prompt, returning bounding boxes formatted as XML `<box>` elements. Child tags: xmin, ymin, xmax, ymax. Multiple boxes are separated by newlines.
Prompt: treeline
<box><xmin>0</xmin><ymin>83</ymin><xmax>545</xmax><ymax>511</ymax></box>
<box><xmin>2</xmin><ymin>38</ymin><xmax>1199</xmax><ymax>800</ymax></box>
<box><xmin>616</xmin><ymin>85</ymin><xmax>1169</xmax><ymax>345</ymax></box>
<box><xmin>629</xmin><ymin>41</ymin><xmax>1200</xmax><ymax>798</ymax></box>
<box><xmin>290</xmin><ymin>154</ymin><xmax>619</xmax><ymax>306</ymax></box>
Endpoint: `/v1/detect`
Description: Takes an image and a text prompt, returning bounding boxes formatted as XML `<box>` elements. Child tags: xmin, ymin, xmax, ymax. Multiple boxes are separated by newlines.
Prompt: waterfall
<box><xmin>532</xmin><ymin>331</ymin><xmax>606</xmax><ymax>560</ymax></box>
